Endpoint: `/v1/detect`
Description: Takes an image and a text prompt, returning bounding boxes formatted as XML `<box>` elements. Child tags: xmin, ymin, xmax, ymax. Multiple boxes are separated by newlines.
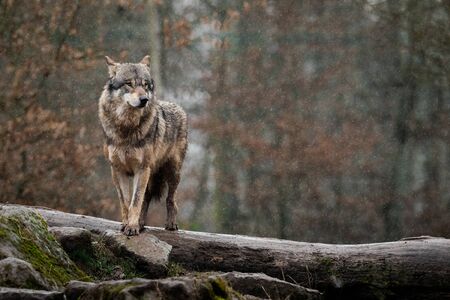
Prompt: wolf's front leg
<box><xmin>111</xmin><ymin>167</ymin><xmax>131</xmax><ymax>231</ymax></box>
<box><xmin>124</xmin><ymin>167</ymin><xmax>151</xmax><ymax>236</ymax></box>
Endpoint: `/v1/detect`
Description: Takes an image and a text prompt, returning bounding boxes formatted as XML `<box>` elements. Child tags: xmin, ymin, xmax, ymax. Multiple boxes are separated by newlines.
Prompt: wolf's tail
<box><xmin>145</xmin><ymin>169</ymin><xmax>168</xmax><ymax>203</ymax></box>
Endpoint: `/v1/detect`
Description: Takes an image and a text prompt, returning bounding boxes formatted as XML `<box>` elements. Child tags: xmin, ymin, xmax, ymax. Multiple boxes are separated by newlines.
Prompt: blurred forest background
<box><xmin>0</xmin><ymin>0</ymin><xmax>449</xmax><ymax>243</ymax></box>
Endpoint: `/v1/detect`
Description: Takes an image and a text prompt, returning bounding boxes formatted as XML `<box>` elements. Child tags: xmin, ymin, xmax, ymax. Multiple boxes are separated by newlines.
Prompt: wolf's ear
<box><xmin>139</xmin><ymin>55</ymin><xmax>151</xmax><ymax>68</ymax></box>
<box><xmin>105</xmin><ymin>56</ymin><xmax>118</xmax><ymax>77</ymax></box>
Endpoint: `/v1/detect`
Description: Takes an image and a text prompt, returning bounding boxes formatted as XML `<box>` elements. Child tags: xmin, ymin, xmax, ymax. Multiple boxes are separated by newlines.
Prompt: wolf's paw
<box><xmin>165</xmin><ymin>223</ymin><xmax>178</xmax><ymax>231</ymax></box>
<box><xmin>123</xmin><ymin>224</ymin><xmax>140</xmax><ymax>236</ymax></box>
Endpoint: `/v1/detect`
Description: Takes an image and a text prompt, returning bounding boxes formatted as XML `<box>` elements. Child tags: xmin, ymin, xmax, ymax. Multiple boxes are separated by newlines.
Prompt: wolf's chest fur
<box><xmin>107</xmin><ymin>146</ymin><xmax>145</xmax><ymax>176</ymax></box>
<box><xmin>106</xmin><ymin>142</ymin><xmax>172</xmax><ymax>176</ymax></box>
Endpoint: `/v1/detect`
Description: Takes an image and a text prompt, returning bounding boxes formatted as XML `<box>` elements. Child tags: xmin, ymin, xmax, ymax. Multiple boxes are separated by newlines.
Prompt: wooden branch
<box><xmin>7</xmin><ymin>205</ymin><xmax>450</xmax><ymax>299</ymax></box>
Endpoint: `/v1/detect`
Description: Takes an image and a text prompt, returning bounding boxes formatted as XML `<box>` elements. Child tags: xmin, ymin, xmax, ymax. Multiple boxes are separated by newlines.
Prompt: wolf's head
<box><xmin>105</xmin><ymin>55</ymin><xmax>155</xmax><ymax>109</ymax></box>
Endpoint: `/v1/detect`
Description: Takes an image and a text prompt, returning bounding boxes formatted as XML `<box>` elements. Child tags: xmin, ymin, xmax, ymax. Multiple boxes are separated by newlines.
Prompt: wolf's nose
<box><xmin>139</xmin><ymin>96</ymin><xmax>149</xmax><ymax>105</ymax></box>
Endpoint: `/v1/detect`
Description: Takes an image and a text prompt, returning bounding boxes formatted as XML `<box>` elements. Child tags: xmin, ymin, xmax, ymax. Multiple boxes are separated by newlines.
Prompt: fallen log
<box><xmin>4</xmin><ymin>204</ymin><xmax>450</xmax><ymax>299</ymax></box>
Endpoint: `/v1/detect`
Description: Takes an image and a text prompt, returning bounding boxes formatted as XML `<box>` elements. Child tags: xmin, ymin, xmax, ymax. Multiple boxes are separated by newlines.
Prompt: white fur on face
<box><xmin>112</xmin><ymin>89</ymin><xmax>121</xmax><ymax>98</ymax></box>
<box><xmin>124</xmin><ymin>93</ymin><xmax>142</xmax><ymax>108</ymax></box>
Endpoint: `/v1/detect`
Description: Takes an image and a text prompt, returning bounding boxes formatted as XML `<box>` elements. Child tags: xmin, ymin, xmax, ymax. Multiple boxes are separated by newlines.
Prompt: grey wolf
<box><xmin>98</xmin><ymin>55</ymin><xmax>187</xmax><ymax>236</ymax></box>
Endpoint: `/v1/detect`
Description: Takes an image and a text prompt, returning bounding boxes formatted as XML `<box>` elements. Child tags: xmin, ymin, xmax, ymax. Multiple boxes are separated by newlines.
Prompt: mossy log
<box><xmin>8</xmin><ymin>205</ymin><xmax>450</xmax><ymax>299</ymax></box>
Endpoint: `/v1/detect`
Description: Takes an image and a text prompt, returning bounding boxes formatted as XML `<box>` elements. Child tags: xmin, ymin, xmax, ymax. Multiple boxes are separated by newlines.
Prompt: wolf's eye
<box><xmin>124</xmin><ymin>80</ymin><xmax>132</xmax><ymax>87</ymax></box>
<box><xmin>145</xmin><ymin>79</ymin><xmax>154</xmax><ymax>91</ymax></box>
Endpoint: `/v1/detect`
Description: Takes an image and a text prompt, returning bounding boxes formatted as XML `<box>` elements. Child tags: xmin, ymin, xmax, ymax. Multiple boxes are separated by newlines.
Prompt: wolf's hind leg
<box><xmin>138</xmin><ymin>169</ymin><xmax>166</xmax><ymax>230</ymax></box>
<box><xmin>165</xmin><ymin>160</ymin><xmax>181</xmax><ymax>231</ymax></box>
<box><xmin>139</xmin><ymin>191</ymin><xmax>151</xmax><ymax>230</ymax></box>
<box><xmin>111</xmin><ymin>167</ymin><xmax>131</xmax><ymax>231</ymax></box>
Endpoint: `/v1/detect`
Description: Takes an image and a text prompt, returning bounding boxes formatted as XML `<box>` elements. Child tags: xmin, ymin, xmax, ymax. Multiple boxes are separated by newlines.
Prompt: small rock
<box><xmin>0</xmin><ymin>257</ymin><xmax>51</xmax><ymax>290</ymax></box>
<box><xmin>102</xmin><ymin>230</ymin><xmax>172</xmax><ymax>278</ymax></box>
<box><xmin>48</xmin><ymin>227</ymin><xmax>92</xmax><ymax>253</ymax></box>
<box><xmin>0</xmin><ymin>287</ymin><xmax>64</xmax><ymax>300</ymax></box>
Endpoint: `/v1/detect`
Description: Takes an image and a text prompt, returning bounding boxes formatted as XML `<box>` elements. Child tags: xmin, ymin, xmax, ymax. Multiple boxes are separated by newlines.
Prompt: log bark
<box><xmin>7</xmin><ymin>205</ymin><xmax>450</xmax><ymax>299</ymax></box>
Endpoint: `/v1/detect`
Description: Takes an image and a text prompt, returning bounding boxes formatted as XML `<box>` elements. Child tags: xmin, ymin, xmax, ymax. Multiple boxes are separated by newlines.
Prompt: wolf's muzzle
<box><xmin>138</xmin><ymin>96</ymin><xmax>149</xmax><ymax>108</ymax></box>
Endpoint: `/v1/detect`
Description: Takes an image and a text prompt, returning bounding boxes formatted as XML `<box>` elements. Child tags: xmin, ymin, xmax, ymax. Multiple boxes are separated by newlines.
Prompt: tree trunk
<box><xmin>8</xmin><ymin>205</ymin><xmax>449</xmax><ymax>299</ymax></box>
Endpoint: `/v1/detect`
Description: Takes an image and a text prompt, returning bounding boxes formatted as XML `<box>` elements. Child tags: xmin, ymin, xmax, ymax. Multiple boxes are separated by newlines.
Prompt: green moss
<box><xmin>209</xmin><ymin>277</ymin><xmax>229</xmax><ymax>300</ymax></box>
<box><xmin>166</xmin><ymin>262</ymin><xmax>186</xmax><ymax>277</ymax></box>
<box><xmin>0</xmin><ymin>227</ymin><xmax>7</xmax><ymax>238</ymax></box>
<box><xmin>200</xmin><ymin>276</ymin><xmax>245</xmax><ymax>300</ymax></box>
<box><xmin>18</xmin><ymin>234</ymin><xmax>83</xmax><ymax>285</ymax></box>
<box><xmin>0</xmin><ymin>211</ymin><xmax>89</xmax><ymax>288</ymax></box>
<box><xmin>66</xmin><ymin>235</ymin><xmax>144</xmax><ymax>281</ymax></box>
